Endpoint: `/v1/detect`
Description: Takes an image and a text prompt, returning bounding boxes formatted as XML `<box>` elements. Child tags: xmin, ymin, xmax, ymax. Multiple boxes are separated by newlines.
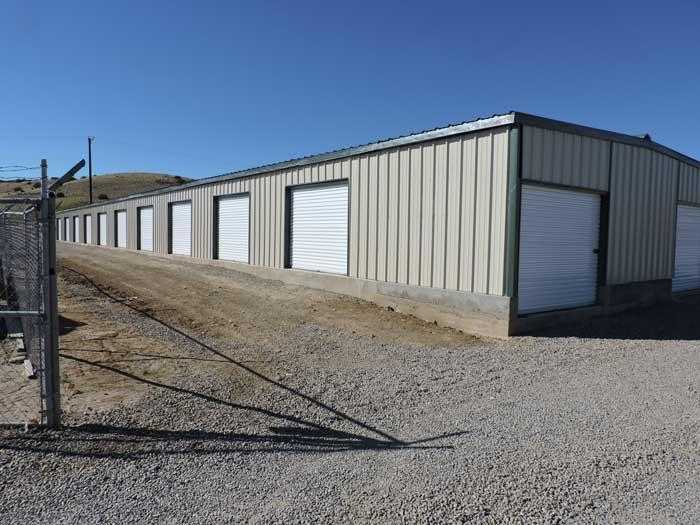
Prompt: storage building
<box><xmin>56</xmin><ymin>112</ymin><xmax>700</xmax><ymax>337</ymax></box>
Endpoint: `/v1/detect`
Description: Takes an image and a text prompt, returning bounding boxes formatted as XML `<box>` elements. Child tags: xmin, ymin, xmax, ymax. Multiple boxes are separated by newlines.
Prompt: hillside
<box><xmin>0</xmin><ymin>172</ymin><xmax>191</xmax><ymax>210</ymax></box>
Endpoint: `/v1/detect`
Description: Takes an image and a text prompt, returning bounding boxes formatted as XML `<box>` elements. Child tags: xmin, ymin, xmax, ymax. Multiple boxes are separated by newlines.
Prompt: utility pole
<box><xmin>88</xmin><ymin>136</ymin><xmax>94</xmax><ymax>204</ymax></box>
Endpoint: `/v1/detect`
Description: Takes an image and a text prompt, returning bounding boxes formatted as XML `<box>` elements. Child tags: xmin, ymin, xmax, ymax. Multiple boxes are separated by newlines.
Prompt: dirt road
<box><xmin>0</xmin><ymin>243</ymin><xmax>698</xmax><ymax>524</ymax></box>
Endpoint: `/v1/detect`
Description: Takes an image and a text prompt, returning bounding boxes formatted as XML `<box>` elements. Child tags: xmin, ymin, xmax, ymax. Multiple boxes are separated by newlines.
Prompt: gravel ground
<box><xmin>1</xmin><ymin>246</ymin><xmax>698</xmax><ymax>524</ymax></box>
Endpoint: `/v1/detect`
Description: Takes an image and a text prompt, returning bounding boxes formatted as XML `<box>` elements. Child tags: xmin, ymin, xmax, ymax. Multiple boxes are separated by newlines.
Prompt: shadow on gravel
<box><xmin>59</xmin><ymin>315</ymin><xmax>85</xmax><ymax>335</ymax></box>
<box><xmin>38</xmin><ymin>266</ymin><xmax>466</xmax><ymax>457</ymax></box>
<box><xmin>527</xmin><ymin>295</ymin><xmax>700</xmax><ymax>341</ymax></box>
<box><xmin>0</xmin><ymin>422</ymin><xmax>465</xmax><ymax>459</ymax></box>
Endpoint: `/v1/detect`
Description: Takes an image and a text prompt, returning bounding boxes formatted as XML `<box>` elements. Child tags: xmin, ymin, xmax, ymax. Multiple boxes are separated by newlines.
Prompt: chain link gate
<box><xmin>0</xmin><ymin>160</ymin><xmax>60</xmax><ymax>428</ymax></box>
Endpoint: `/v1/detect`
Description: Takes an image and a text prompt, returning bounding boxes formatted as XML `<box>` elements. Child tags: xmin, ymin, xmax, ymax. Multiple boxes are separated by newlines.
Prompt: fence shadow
<box><xmin>43</xmin><ymin>266</ymin><xmax>466</xmax><ymax>458</ymax></box>
<box><xmin>59</xmin><ymin>315</ymin><xmax>85</xmax><ymax>335</ymax></box>
<box><xmin>0</xmin><ymin>420</ymin><xmax>464</xmax><ymax>460</ymax></box>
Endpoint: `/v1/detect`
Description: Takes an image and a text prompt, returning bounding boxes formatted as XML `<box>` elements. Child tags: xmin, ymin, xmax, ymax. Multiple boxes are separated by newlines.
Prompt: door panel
<box><xmin>518</xmin><ymin>185</ymin><xmax>601</xmax><ymax>314</ymax></box>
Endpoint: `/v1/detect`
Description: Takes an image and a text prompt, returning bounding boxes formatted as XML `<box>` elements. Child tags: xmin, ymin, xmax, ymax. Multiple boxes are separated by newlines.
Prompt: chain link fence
<box><xmin>0</xmin><ymin>164</ymin><xmax>60</xmax><ymax>428</ymax></box>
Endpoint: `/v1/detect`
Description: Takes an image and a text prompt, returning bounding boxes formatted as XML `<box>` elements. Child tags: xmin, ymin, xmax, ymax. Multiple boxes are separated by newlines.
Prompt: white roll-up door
<box><xmin>115</xmin><ymin>210</ymin><xmax>127</xmax><ymax>248</ymax></box>
<box><xmin>85</xmin><ymin>215</ymin><xmax>92</xmax><ymax>244</ymax></box>
<box><xmin>672</xmin><ymin>205</ymin><xmax>700</xmax><ymax>292</ymax></box>
<box><xmin>216</xmin><ymin>195</ymin><xmax>249</xmax><ymax>262</ymax></box>
<box><xmin>73</xmin><ymin>216</ymin><xmax>79</xmax><ymax>243</ymax></box>
<box><xmin>63</xmin><ymin>218</ymin><xmax>69</xmax><ymax>241</ymax></box>
<box><xmin>170</xmin><ymin>201</ymin><xmax>191</xmax><ymax>256</ymax></box>
<box><xmin>518</xmin><ymin>185</ymin><xmax>600</xmax><ymax>314</ymax></box>
<box><xmin>138</xmin><ymin>207</ymin><xmax>154</xmax><ymax>251</ymax></box>
<box><xmin>98</xmin><ymin>213</ymin><xmax>107</xmax><ymax>246</ymax></box>
<box><xmin>57</xmin><ymin>219</ymin><xmax>62</xmax><ymax>241</ymax></box>
<box><xmin>290</xmin><ymin>182</ymin><xmax>348</xmax><ymax>274</ymax></box>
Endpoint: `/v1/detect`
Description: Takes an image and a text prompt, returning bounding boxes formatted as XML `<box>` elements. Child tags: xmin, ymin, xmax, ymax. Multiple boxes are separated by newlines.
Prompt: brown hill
<box><xmin>0</xmin><ymin>172</ymin><xmax>191</xmax><ymax>210</ymax></box>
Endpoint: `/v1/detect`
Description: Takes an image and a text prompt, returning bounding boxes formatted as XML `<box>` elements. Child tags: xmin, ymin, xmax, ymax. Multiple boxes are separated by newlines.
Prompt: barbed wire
<box><xmin>0</xmin><ymin>176</ymin><xmax>42</xmax><ymax>183</ymax></box>
<box><xmin>0</xmin><ymin>165</ymin><xmax>41</xmax><ymax>173</ymax></box>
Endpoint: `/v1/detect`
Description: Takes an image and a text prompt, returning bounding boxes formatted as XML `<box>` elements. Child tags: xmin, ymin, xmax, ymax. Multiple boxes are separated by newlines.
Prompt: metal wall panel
<box><xmin>420</xmin><ymin>144</ymin><xmax>434</xmax><ymax>287</ymax></box>
<box><xmin>678</xmin><ymin>162</ymin><xmax>700</xmax><ymax>204</ymax></box>
<box><xmin>56</xmin><ymin>127</ymin><xmax>511</xmax><ymax>296</ymax></box>
<box><xmin>607</xmin><ymin>143</ymin><xmax>678</xmax><ymax>284</ymax></box>
<box><xmin>522</xmin><ymin>125</ymin><xmax>610</xmax><ymax>191</ymax></box>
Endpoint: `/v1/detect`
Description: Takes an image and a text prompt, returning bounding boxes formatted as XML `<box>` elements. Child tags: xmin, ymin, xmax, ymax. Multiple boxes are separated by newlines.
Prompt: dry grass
<box><xmin>0</xmin><ymin>173</ymin><xmax>191</xmax><ymax>210</ymax></box>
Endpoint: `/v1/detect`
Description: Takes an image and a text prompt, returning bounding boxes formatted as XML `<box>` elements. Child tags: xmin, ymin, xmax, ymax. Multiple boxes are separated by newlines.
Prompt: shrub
<box><xmin>56</xmin><ymin>192</ymin><xmax>65</xmax><ymax>198</ymax></box>
<box><xmin>32</xmin><ymin>181</ymin><xmax>41</xmax><ymax>188</ymax></box>
<box><xmin>98</xmin><ymin>193</ymin><xmax>109</xmax><ymax>200</ymax></box>
<box><xmin>13</xmin><ymin>187</ymin><xmax>23</xmax><ymax>192</ymax></box>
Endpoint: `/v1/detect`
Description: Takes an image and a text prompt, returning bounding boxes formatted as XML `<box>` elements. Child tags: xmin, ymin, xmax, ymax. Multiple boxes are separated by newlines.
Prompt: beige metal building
<box><xmin>56</xmin><ymin>112</ymin><xmax>700</xmax><ymax>337</ymax></box>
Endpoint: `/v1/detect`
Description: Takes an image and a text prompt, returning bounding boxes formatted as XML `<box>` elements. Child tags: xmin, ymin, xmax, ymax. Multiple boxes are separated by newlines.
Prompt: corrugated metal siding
<box><xmin>678</xmin><ymin>162</ymin><xmax>700</xmax><ymax>204</ymax></box>
<box><xmin>520</xmin><ymin>125</ymin><xmax>685</xmax><ymax>287</ymax></box>
<box><xmin>521</xmin><ymin>125</ymin><xmax>610</xmax><ymax>191</ymax></box>
<box><xmin>607</xmin><ymin>143</ymin><xmax>678</xmax><ymax>285</ymax></box>
<box><xmin>57</xmin><ymin>127</ymin><xmax>511</xmax><ymax>296</ymax></box>
<box><xmin>347</xmin><ymin>128</ymin><xmax>509</xmax><ymax>294</ymax></box>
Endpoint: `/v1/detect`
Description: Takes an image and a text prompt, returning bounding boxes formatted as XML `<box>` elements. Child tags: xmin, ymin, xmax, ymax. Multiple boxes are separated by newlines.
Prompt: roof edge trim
<box><xmin>57</xmin><ymin>111</ymin><xmax>700</xmax><ymax>214</ymax></box>
<box><xmin>56</xmin><ymin>113</ymin><xmax>516</xmax><ymax>213</ymax></box>
<box><xmin>513</xmin><ymin>112</ymin><xmax>700</xmax><ymax>169</ymax></box>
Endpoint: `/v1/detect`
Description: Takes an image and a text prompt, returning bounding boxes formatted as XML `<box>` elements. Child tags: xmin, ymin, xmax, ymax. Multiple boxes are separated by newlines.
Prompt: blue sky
<box><xmin>2</xmin><ymin>1</ymin><xmax>699</xmax><ymax>180</ymax></box>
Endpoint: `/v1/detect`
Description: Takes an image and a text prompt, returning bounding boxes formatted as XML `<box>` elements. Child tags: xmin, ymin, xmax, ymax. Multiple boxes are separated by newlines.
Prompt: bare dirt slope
<box><xmin>58</xmin><ymin>244</ymin><xmax>468</xmax><ymax>350</ymax></box>
<box><xmin>53</xmin><ymin>244</ymin><xmax>471</xmax><ymax>419</ymax></box>
<box><xmin>0</xmin><ymin>243</ymin><xmax>697</xmax><ymax>524</ymax></box>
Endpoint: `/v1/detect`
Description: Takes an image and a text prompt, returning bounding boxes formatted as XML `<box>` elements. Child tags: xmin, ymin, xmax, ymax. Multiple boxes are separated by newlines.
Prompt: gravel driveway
<box><xmin>1</xmin><ymin>244</ymin><xmax>698</xmax><ymax>524</ymax></box>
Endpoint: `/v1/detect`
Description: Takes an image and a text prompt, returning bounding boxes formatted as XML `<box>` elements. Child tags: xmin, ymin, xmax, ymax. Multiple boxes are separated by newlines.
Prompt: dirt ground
<box><xmin>55</xmin><ymin>245</ymin><xmax>475</xmax><ymax>418</ymax></box>
<box><xmin>1</xmin><ymin>243</ymin><xmax>697</xmax><ymax>524</ymax></box>
<box><xmin>0</xmin><ymin>338</ymin><xmax>40</xmax><ymax>425</ymax></box>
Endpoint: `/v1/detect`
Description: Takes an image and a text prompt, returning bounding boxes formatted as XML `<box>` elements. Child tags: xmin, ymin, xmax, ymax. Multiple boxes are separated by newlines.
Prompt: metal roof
<box><xmin>57</xmin><ymin>111</ymin><xmax>700</xmax><ymax>213</ymax></box>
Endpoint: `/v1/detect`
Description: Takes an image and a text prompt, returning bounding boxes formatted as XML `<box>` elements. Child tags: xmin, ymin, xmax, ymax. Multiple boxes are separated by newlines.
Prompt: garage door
<box><xmin>138</xmin><ymin>207</ymin><xmax>154</xmax><ymax>251</ymax></box>
<box><xmin>672</xmin><ymin>205</ymin><xmax>700</xmax><ymax>292</ymax></box>
<box><xmin>57</xmin><ymin>219</ymin><xmax>62</xmax><ymax>241</ymax></box>
<box><xmin>170</xmin><ymin>201</ymin><xmax>191</xmax><ymax>256</ymax></box>
<box><xmin>73</xmin><ymin>216</ymin><xmax>79</xmax><ymax>243</ymax></box>
<box><xmin>216</xmin><ymin>194</ymin><xmax>249</xmax><ymax>262</ymax></box>
<box><xmin>115</xmin><ymin>210</ymin><xmax>127</xmax><ymax>248</ymax></box>
<box><xmin>290</xmin><ymin>182</ymin><xmax>348</xmax><ymax>274</ymax></box>
<box><xmin>63</xmin><ymin>218</ymin><xmax>69</xmax><ymax>241</ymax></box>
<box><xmin>98</xmin><ymin>213</ymin><xmax>107</xmax><ymax>246</ymax></box>
<box><xmin>84</xmin><ymin>215</ymin><xmax>92</xmax><ymax>244</ymax></box>
<box><xmin>518</xmin><ymin>185</ymin><xmax>600</xmax><ymax>314</ymax></box>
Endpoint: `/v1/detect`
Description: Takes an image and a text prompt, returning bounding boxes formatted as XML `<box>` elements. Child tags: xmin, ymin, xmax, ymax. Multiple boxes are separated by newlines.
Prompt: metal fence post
<box><xmin>40</xmin><ymin>159</ymin><xmax>61</xmax><ymax>428</ymax></box>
